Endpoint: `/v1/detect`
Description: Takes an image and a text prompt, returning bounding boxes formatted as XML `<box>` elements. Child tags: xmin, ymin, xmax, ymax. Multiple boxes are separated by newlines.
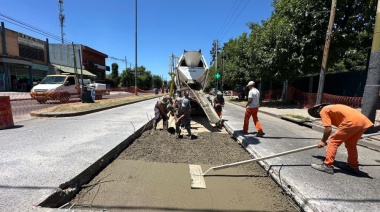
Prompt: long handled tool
<box><xmin>189</xmin><ymin>144</ymin><xmax>318</xmax><ymax>189</ymax></box>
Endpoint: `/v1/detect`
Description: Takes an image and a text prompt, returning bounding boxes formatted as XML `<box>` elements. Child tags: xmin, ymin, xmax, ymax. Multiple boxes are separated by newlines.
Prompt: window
<box><xmin>19</xmin><ymin>44</ymin><xmax>45</xmax><ymax>61</ymax></box>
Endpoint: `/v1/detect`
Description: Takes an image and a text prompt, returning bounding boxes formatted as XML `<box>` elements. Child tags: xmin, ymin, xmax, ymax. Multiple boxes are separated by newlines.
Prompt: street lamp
<box><xmin>134</xmin><ymin>0</ymin><xmax>138</xmax><ymax>96</ymax></box>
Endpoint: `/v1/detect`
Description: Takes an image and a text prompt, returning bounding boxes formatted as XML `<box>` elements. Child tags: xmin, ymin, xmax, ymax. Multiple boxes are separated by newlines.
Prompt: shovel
<box><xmin>189</xmin><ymin>144</ymin><xmax>318</xmax><ymax>189</ymax></box>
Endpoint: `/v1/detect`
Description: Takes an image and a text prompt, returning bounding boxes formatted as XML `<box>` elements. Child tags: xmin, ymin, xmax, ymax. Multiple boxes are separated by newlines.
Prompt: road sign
<box><xmin>215</xmin><ymin>73</ymin><xmax>221</xmax><ymax>79</ymax></box>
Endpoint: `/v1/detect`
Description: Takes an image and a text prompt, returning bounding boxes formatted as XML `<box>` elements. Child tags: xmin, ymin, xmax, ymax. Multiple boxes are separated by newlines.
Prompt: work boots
<box><xmin>186</xmin><ymin>128</ymin><xmax>192</xmax><ymax>140</ymax></box>
<box><xmin>153</xmin><ymin>120</ymin><xmax>157</xmax><ymax>130</ymax></box>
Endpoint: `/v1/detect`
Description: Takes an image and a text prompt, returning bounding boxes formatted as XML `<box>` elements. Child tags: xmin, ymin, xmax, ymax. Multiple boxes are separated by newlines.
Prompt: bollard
<box><xmin>0</xmin><ymin>96</ymin><xmax>14</xmax><ymax>129</ymax></box>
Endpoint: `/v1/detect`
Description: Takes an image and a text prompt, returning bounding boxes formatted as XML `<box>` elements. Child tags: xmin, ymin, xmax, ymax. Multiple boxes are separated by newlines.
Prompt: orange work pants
<box><xmin>324</xmin><ymin>126</ymin><xmax>366</xmax><ymax>168</ymax></box>
<box><xmin>243</xmin><ymin>107</ymin><xmax>263</xmax><ymax>133</ymax></box>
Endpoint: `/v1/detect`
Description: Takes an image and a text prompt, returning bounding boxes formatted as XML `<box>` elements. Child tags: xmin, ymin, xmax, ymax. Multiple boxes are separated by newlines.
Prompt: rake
<box><xmin>189</xmin><ymin>144</ymin><xmax>318</xmax><ymax>189</ymax></box>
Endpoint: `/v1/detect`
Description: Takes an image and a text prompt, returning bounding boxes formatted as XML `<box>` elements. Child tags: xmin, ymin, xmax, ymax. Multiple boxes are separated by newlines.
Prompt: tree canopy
<box><xmin>210</xmin><ymin>0</ymin><xmax>376</xmax><ymax>90</ymax></box>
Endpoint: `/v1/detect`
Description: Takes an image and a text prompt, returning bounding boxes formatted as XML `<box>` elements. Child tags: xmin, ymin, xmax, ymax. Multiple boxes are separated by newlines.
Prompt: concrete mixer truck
<box><xmin>172</xmin><ymin>50</ymin><xmax>221</xmax><ymax>126</ymax></box>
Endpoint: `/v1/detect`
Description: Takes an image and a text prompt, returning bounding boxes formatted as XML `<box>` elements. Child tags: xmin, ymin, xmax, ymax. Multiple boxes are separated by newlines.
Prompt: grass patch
<box><xmin>34</xmin><ymin>94</ymin><xmax>158</xmax><ymax>113</ymax></box>
<box><xmin>282</xmin><ymin>114</ymin><xmax>311</xmax><ymax>122</ymax></box>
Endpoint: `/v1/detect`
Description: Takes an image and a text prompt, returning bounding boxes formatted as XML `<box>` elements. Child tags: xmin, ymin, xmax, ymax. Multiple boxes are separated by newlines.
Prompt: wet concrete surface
<box><xmin>69</xmin><ymin>128</ymin><xmax>298</xmax><ymax>211</ymax></box>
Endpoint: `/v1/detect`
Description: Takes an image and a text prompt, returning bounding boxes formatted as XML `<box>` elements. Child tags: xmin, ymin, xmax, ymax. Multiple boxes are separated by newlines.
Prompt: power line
<box><xmin>214</xmin><ymin>0</ymin><xmax>244</xmax><ymax>40</ymax></box>
<box><xmin>0</xmin><ymin>13</ymin><xmax>73</xmax><ymax>44</ymax></box>
<box><xmin>214</xmin><ymin>0</ymin><xmax>240</xmax><ymax>39</ymax></box>
<box><xmin>219</xmin><ymin>0</ymin><xmax>250</xmax><ymax>42</ymax></box>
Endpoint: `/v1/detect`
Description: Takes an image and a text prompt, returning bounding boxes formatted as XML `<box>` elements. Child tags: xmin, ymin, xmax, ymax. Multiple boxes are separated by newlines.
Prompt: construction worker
<box><xmin>243</xmin><ymin>81</ymin><xmax>265</xmax><ymax>137</ymax></box>
<box><xmin>308</xmin><ymin>104</ymin><xmax>373</xmax><ymax>175</ymax></box>
<box><xmin>153</xmin><ymin>95</ymin><xmax>169</xmax><ymax>130</ymax></box>
<box><xmin>213</xmin><ymin>91</ymin><xmax>225</xmax><ymax>117</ymax></box>
<box><xmin>175</xmin><ymin>98</ymin><xmax>192</xmax><ymax>139</ymax></box>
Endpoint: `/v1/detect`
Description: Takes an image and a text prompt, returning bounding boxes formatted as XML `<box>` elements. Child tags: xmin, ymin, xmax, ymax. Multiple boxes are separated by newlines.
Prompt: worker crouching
<box><xmin>153</xmin><ymin>95</ymin><xmax>169</xmax><ymax>130</ymax></box>
<box><xmin>175</xmin><ymin>98</ymin><xmax>193</xmax><ymax>140</ymax></box>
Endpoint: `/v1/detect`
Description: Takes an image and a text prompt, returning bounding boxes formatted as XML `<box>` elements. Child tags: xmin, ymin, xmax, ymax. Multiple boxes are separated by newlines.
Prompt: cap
<box><xmin>307</xmin><ymin>103</ymin><xmax>330</xmax><ymax>118</ymax></box>
<box><xmin>182</xmin><ymin>98</ymin><xmax>190</xmax><ymax>107</ymax></box>
<box><xmin>246</xmin><ymin>81</ymin><xmax>255</xmax><ymax>87</ymax></box>
<box><xmin>161</xmin><ymin>95</ymin><xmax>168</xmax><ymax>104</ymax></box>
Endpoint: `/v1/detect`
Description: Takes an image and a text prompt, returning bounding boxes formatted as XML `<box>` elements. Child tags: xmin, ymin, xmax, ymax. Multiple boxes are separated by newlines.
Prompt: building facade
<box><xmin>81</xmin><ymin>45</ymin><xmax>108</xmax><ymax>80</ymax></box>
<box><xmin>0</xmin><ymin>22</ymin><xmax>109</xmax><ymax>91</ymax></box>
<box><xmin>0</xmin><ymin>22</ymin><xmax>48</xmax><ymax>91</ymax></box>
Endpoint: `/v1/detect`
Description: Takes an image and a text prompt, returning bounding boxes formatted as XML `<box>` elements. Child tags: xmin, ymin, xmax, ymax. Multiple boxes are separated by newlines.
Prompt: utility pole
<box><xmin>215</xmin><ymin>39</ymin><xmax>218</xmax><ymax>90</ymax></box>
<box><xmin>58</xmin><ymin>0</ymin><xmax>65</xmax><ymax>44</ymax></box>
<box><xmin>134</xmin><ymin>0</ymin><xmax>138</xmax><ymax>96</ymax></box>
<box><xmin>222</xmin><ymin>55</ymin><xmax>224</xmax><ymax>94</ymax></box>
<box><xmin>316</xmin><ymin>0</ymin><xmax>337</xmax><ymax>105</ymax></box>
<box><xmin>124</xmin><ymin>56</ymin><xmax>128</xmax><ymax>71</ymax></box>
<box><xmin>168</xmin><ymin>53</ymin><xmax>176</xmax><ymax>97</ymax></box>
<box><xmin>362</xmin><ymin>0</ymin><xmax>380</xmax><ymax>133</ymax></box>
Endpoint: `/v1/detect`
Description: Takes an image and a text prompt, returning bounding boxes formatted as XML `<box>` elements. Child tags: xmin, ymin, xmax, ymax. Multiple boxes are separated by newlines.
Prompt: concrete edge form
<box><xmin>223</xmin><ymin>121</ymin><xmax>312</xmax><ymax>212</ymax></box>
<box><xmin>37</xmin><ymin>120</ymin><xmax>153</xmax><ymax>208</ymax></box>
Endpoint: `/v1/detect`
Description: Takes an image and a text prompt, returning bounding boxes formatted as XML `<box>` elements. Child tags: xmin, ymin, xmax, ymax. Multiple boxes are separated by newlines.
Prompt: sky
<box><xmin>0</xmin><ymin>0</ymin><xmax>273</xmax><ymax>80</ymax></box>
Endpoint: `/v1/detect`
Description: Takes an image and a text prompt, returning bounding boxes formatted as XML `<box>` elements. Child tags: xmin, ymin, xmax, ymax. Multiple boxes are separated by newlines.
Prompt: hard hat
<box><xmin>307</xmin><ymin>103</ymin><xmax>330</xmax><ymax>118</ymax></box>
<box><xmin>161</xmin><ymin>95</ymin><xmax>168</xmax><ymax>104</ymax></box>
<box><xmin>217</xmin><ymin>91</ymin><xmax>223</xmax><ymax>96</ymax></box>
<box><xmin>246</xmin><ymin>81</ymin><xmax>255</xmax><ymax>86</ymax></box>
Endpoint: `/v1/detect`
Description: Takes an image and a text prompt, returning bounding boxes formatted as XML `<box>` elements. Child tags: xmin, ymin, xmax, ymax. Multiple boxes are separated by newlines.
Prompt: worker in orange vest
<box><xmin>308</xmin><ymin>104</ymin><xmax>373</xmax><ymax>175</ymax></box>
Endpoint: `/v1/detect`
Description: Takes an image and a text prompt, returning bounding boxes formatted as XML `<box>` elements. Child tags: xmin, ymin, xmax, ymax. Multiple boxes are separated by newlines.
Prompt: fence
<box><xmin>0</xmin><ymin>87</ymin><xmax>156</xmax><ymax>118</ymax></box>
<box><xmin>262</xmin><ymin>86</ymin><xmax>365</xmax><ymax>108</ymax></box>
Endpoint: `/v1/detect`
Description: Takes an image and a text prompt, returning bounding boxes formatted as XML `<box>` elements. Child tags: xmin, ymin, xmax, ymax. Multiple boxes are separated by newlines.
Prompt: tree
<box><xmin>120</xmin><ymin>67</ymin><xmax>134</xmax><ymax>87</ymax></box>
<box><xmin>108</xmin><ymin>63</ymin><xmax>120</xmax><ymax>88</ymax></box>
<box><xmin>217</xmin><ymin>0</ymin><xmax>376</xmax><ymax>88</ymax></box>
<box><xmin>152</xmin><ymin>75</ymin><xmax>163</xmax><ymax>89</ymax></box>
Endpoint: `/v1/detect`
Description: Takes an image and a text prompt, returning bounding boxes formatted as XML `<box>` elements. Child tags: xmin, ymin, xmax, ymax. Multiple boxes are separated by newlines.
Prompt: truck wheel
<box><xmin>59</xmin><ymin>92</ymin><xmax>70</xmax><ymax>103</ymax></box>
<box><xmin>37</xmin><ymin>100</ymin><xmax>47</xmax><ymax>104</ymax></box>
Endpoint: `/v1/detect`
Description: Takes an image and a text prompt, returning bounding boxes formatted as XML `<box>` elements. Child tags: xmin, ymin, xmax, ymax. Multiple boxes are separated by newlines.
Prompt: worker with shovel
<box><xmin>175</xmin><ymin>98</ymin><xmax>193</xmax><ymax>140</ymax></box>
<box><xmin>153</xmin><ymin>95</ymin><xmax>169</xmax><ymax>130</ymax></box>
<box><xmin>308</xmin><ymin>104</ymin><xmax>373</xmax><ymax>175</ymax></box>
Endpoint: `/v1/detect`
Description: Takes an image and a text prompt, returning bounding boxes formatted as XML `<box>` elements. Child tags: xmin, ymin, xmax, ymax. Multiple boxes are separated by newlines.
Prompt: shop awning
<box><xmin>0</xmin><ymin>57</ymin><xmax>33</xmax><ymax>66</ymax></box>
<box><xmin>51</xmin><ymin>64</ymin><xmax>96</xmax><ymax>77</ymax></box>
